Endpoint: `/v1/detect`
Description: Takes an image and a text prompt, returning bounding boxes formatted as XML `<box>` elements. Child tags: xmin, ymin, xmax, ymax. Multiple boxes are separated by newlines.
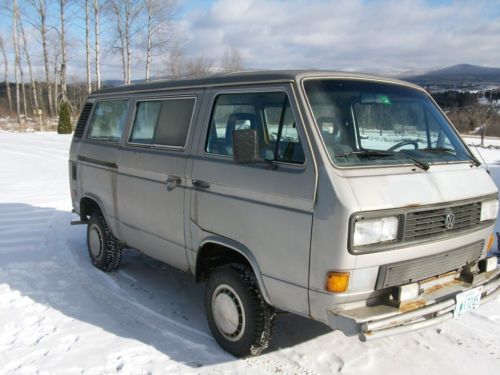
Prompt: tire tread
<box><xmin>206</xmin><ymin>263</ymin><xmax>275</xmax><ymax>357</ymax></box>
<box><xmin>87</xmin><ymin>213</ymin><xmax>123</xmax><ymax>272</ymax></box>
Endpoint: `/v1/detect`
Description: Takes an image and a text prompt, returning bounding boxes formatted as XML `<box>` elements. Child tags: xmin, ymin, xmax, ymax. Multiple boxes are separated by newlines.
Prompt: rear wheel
<box><xmin>205</xmin><ymin>263</ymin><xmax>275</xmax><ymax>357</ymax></box>
<box><xmin>87</xmin><ymin>212</ymin><xmax>122</xmax><ymax>272</ymax></box>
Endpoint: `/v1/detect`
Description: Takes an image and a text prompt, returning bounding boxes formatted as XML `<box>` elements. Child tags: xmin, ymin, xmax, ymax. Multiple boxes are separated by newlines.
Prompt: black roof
<box><xmin>88</xmin><ymin>70</ymin><xmax>420</xmax><ymax>97</ymax></box>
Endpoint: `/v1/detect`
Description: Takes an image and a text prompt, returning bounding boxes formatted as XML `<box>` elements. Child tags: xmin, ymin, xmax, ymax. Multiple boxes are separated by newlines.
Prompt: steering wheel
<box><xmin>387</xmin><ymin>140</ymin><xmax>419</xmax><ymax>152</ymax></box>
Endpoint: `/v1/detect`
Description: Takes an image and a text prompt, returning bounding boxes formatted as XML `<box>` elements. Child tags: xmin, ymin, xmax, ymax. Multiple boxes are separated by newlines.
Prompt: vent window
<box><xmin>73</xmin><ymin>103</ymin><xmax>94</xmax><ymax>138</ymax></box>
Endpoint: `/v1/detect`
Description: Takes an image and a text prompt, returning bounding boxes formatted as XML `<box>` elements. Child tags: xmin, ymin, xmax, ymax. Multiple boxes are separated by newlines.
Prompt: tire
<box><xmin>205</xmin><ymin>263</ymin><xmax>275</xmax><ymax>357</ymax></box>
<box><xmin>87</xmin><ymin>212</ymin><xmax>123</xmax><ymax>272</ymax></box>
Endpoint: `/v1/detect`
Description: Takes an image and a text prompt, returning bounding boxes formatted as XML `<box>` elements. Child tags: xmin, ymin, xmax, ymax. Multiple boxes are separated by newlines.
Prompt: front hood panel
<box><xmin>347</xmin><ymin>166</ymin><xmax>498</xmax><ymax>211</ymax></box>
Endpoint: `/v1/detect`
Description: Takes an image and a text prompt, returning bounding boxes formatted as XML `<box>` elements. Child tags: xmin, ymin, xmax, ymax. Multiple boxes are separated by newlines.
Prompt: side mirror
<box><xmin>232</xmin><ymin>129</ymin><xmax>258</xmax><ymax>164</ymax></box>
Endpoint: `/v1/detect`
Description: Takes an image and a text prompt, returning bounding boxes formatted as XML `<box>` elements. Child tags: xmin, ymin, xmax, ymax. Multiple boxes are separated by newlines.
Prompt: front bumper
<box><xmin>327</xmin><ymin>265</ymin><xmax>500</xmax><ymax>341</ymax></box>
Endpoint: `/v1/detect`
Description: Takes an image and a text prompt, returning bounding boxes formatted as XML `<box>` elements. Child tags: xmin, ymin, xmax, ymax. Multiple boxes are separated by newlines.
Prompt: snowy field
<box><xmin>0</xmin><ymin>132</ymin><xmax>499</xmax><ymax>374</ymax></box>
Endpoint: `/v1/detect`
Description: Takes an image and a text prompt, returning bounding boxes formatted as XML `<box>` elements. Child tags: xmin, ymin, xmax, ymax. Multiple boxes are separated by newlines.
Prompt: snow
<box><xmin>0</xmin><ymin>132</ymin><xmax>499</xmax><ymax>374</ymax></box>
<box><xmin>463</xmin><ymin>135</ymin><xmax>500</xmax><ymax>252</ymax></box>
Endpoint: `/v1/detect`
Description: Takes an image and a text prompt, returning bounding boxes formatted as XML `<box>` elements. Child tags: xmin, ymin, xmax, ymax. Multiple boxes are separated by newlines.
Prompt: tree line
<box><xmin>0</xmin><ymin>0</ymin><xmax>243</xmax><ymax>130</ymax></box>
<box><xmin>431</xmin><ymin>90</ymin><xmax>500</xmax><ymax>144</ymax></box>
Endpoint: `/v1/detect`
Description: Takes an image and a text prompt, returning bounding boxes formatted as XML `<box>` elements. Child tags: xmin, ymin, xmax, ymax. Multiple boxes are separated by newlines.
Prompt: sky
<box><xmin>0</xmin><ymin>0</ymin><xmax>499</xmax><ymax>82</ymax></box>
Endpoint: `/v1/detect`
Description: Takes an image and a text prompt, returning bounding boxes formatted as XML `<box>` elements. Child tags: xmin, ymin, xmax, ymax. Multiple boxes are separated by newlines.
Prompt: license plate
<box><xmin>454</xmin><ymin>286</ymin><xmax>483</xmax><ymax>318</ymax></box>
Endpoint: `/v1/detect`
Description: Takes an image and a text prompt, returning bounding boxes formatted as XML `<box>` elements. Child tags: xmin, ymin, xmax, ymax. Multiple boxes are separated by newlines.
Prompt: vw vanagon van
<box><xmin>69</xmin><ymin>71</ymin><xmax>500</xmax><ymax>357</ymax></box>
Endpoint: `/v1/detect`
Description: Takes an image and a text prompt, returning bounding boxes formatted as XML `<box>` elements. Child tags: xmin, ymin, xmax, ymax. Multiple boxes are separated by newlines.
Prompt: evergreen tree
<box><xmin>57</xmin><ymin>101</ymin><xmax>72</xmax><ymax>134</ymax></box>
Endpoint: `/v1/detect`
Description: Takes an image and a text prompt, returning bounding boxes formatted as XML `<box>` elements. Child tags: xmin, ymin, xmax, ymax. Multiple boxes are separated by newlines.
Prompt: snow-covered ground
<box><xmin>0</xmin><ymin>132</ymin><xmax>499</xmax><ymax>374</ymax></box>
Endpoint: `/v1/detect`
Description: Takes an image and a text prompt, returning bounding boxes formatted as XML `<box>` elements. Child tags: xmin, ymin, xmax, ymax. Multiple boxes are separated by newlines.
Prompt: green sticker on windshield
<box><xmin>379</xmin><ymin>95</ymin><xmax>391</xmax><ymax>105</ymax></box>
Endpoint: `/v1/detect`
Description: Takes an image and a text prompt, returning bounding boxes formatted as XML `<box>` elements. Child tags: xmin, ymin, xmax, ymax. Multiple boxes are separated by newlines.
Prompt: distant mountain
<box><xmin>101</xmin><ymin>79</ymin><xmax>124</xmax><ymax>87</ymax></box>
<box><xmin>402</xmin><ymin>64</ymin><xmax>500</xmax><ymax>86</ymax></box>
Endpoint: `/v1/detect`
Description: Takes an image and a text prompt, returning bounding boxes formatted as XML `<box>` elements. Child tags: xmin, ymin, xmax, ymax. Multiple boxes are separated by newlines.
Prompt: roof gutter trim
<box><xmin>88</xmin><ymin>78</ymin><xmax>295</xmax><ymax>98</ymax></box>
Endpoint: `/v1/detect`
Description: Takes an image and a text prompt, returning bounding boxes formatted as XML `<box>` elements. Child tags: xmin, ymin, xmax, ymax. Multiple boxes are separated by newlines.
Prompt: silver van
<box><xmin>69</xmin><ymin>71</ymin><xmax>500</xmax><ymax>357</ymax></box>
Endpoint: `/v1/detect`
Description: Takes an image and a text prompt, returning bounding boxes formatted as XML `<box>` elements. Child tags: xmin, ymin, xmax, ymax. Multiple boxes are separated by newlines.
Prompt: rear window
<box><xmin>130</xmin><ymin>98</ymin><xmax>195</xmax><ymax>148</ymax></box>
<box><xmin>88</xmin><ymin>100</ymin><xmax>128</xmax><ymax>142</ymax></box>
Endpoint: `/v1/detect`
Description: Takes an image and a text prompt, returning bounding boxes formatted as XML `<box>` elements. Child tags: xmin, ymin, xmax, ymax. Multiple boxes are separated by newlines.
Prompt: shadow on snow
<box><xmin>0</xmin><ymin>203</ymin><xmax>332</xmax><ymax>368</ymax></box>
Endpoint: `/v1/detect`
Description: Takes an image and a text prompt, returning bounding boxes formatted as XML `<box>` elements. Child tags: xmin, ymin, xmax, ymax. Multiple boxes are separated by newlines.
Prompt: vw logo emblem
<box><xmin>444</xmin><ymin>209</ymin><xmax>455</xmax><ymax>230</ymax></box>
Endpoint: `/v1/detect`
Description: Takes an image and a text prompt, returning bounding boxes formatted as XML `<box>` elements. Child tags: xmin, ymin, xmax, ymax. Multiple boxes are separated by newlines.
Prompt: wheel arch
<box><xmin>195</xmin><ymin>236</ymin><xmax>272</xmax><ymax>305</ymax></box>
<box><xmin>79</xmin><ymin>194</ymin><xmax>105</xmax><ymax>221</ymax></box>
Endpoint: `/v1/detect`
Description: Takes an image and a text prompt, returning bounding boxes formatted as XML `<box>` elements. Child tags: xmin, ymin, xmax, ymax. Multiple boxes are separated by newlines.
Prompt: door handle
<box><xmin>166</xmin><ymin>175</ymin><xmax>181</xmax><ymax>191</ymax></box>
<box><xmin>192</xmin><ymin>179</ymin><xmax>210</xmax><ymax>189</ymax></box>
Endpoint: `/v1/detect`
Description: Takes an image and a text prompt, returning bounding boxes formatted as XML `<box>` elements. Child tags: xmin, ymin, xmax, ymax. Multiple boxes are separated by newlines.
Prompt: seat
<box><xmin>316</xmin><ymin>116</ymin><xmax>352</xmax><ymax>156</ymax></box>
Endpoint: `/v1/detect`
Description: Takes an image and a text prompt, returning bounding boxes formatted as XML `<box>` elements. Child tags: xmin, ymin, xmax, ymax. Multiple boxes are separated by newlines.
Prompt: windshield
<box><xmin>303</xmin><ymin>79</ymin><xmax>473</xmax><ymax>167</ymax></box>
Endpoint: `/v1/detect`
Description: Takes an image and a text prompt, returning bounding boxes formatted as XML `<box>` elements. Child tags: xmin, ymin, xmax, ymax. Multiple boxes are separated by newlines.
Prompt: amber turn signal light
<box><xmin>325</xmin><ymin>272</ymin><xmax>350</xmax><ymax>293</ymax></box>
<box><xmin>486</xmin><ymin>233</ymin><xmax>495</xmax><ymax>254</ymax></box>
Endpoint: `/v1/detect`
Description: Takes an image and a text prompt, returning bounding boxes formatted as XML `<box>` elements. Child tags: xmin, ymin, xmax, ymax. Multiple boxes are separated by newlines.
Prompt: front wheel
<box><xmin>205</xmin><ymin>264</ymin><xmax>275</xmax><ymax>357</ymax></box>
<box><xmin>87</xmin><ymin>212</ymin><xmax>122</xmax><ymax>272</ymax></box>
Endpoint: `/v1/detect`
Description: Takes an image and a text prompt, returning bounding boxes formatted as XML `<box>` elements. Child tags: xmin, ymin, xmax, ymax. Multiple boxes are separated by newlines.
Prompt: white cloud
<box><xmin>1</xmin><ymin>0</ymin><xmax>499</xmax><ymax>82</ymax></box>
<box><xmin>177</xmin><ymin>0</ymin><xmax>500</xmax><ymax>72</ymax></box>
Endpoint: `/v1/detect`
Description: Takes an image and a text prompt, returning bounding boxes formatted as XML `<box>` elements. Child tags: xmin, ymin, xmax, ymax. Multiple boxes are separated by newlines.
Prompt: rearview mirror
<box><xmin>360</xmin><ymin>93</ymin><xmax>392</xmax><ymax>105</ymax></box>
<box><xmin>233</xmin><ymin>129</ymin><xmax>258</xmax><ymax>164</ymax></box>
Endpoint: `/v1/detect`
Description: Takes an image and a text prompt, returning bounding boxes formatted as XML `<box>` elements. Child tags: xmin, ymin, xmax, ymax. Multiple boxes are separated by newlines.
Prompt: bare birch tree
<box><xmin>0</xmin><ymin>36</ymin><xmax>13</xmax><ymax>115</ymax></box>
<box><xmin>124</xmin><ymin>0</ymin><xmax>133</xmax><ymax>85</ymax></box>
<box><xmin>18</xmin><ymin>11</ymin><xmax>40</xmax><ymax>118</ymax></box>
<box><xmin>93</xmin><ymin>0</ymin><xmax>101</xmax><ymax>90</ymax></box>
<box><xmin>53</xmin><ymin>51</ymin><xmax>59</xmax><ymax>114</ymax></box>
<box><xmin>144</xmin><ymin>0</ymin><xmax>176</xmax><ymax>82</ymax></box>
<box><xmin>109</xmin><ymin>0</ymin><xmax>143</xmax><ymax>84</ymax></box>
<box><xmin>109</xmin><ymin>0</ymin><xmax>127</xmax><ymax>83</ymax></box>
<box><xmin>144</xmin><ymin>0</ymin><xmax>154</xmax><ymax>82</ymax></box>
<box><xmin>85</xmin><ymin>0</ymin><xmax>92</xmax><ymax>94</ymax></box>
<box><xmin>49</xmin><ymin>33</ymin><xmax>61</xmax><ymax>115</ymax></box>
<box><xmin>12</xmin><ymin>0</ymin><xmax>22</xmax><ymax>124</ymax></box>
<box><xmin>18</xmin><ymin>49</ymin><xmax>29</xmax><ymax>119</ymax></box>
<box><xmin>58</xmin><ymin>0</ymin><xmax>68</xmax><ymax>103</ymax></box>
<box><xmin>28</xmin><ymin>0</ymin><xmax>54</xmax><ymax>117</ymax></box>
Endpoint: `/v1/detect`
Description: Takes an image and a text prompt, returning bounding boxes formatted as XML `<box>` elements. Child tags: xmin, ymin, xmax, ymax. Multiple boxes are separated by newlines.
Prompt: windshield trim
<box><xmin>299</xmin><ymin>76</ymin><xmax>477</xmax><ymax>170</ymax></box>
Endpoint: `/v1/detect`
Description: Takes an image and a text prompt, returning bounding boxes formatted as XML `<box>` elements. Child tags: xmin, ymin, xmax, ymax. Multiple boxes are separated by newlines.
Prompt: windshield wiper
<box><xmin>336</xmin><ymin>149</ymin><xmax>430</xmax><ymax>171</ymax></box>
<box><xmin>421</xmin><ymin>147</ymin><xmax>481</xmax><ymax>166</ymax></box>
<box><xmin>398</xmin><ymin>150</ymin><xmax>430</xmax><ymax>171</ymax></box>
<box><xmin>467</xmin><ymin>156</ymin><xmax>481</xmax><ymax>167</ymax></box>
<box><xmin>335</xmin><ymin>150</ymin><xmax>395</xmax><ymax>158</ymax></box>
<box><xmin>420</xmin><ymin>146</ymin><xmax>455</xmax><ymax>154</ymax></box>
<box><xmin>409</xmin><ymin>157</ymin><xmax>430</xmax><ymax>171</ymax></box>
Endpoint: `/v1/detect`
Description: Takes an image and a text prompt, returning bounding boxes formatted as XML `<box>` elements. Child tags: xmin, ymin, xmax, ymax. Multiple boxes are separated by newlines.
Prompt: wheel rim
<box><xmin>212</xmin><ymin>284</ymin><xmax>245</xmax><ymax>342</ymax></box>
<box><xmin>89</xmin><ymin>224</ymin><xmax>103</xmax><ymax>259</ymax></box>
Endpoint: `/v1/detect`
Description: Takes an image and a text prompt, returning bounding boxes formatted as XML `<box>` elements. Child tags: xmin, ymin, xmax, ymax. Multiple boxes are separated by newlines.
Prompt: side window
<box><xmin>154</xmin><ymin>99</ymin><xmax>195</xmax><ymax>147</ymax></box>
<box><xmin>88</xmin><ymin>100</ymin><xmax>128</xmax><ymax>141</ymax></box>
<box><xmin>205</xmin><ymin>92</ymin><xmax>305</xmax><ymax>164</ymax></box>
<box><xmin>129</xmin><ymin>98</ymin><xmax>195</xmax><ymax>147</ymax></box>
<box><xmin>262</xmin><ymin>103</ymin><xmax>303</xmax><ymax>163</ymax></box>
<box><xmin>130</xmin><ymin>101</ymin><xmax>161</xmax><ymax>144</ymax></box>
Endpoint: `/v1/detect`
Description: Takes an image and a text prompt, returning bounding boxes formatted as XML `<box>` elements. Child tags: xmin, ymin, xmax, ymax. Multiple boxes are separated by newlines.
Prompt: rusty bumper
<box><xmin>327</xmin><ymin>265</ymin><xmax>500</xmax><ymax>341</ymax></box>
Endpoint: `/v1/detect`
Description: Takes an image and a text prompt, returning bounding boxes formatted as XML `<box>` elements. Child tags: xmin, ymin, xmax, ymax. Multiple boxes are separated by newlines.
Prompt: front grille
<box><xmin>404</xmin><ymin>201</ymin><xmax>482</xmax><ymax>242</ymax></box>
<box><xmin>73</xmin><ymin>103</ymin><xmax>93</xmax><ymax>138</ymax></box>
<box><xmin>376</xmin><ymin>241</ymin><xmax>484</xmax><ymax>289</ymax></box>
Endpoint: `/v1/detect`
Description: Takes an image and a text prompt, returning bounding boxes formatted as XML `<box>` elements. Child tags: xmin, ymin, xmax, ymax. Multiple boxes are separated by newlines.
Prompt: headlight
<box><xmin>480</xmin><ymin>200</ymin><xmax>498</xmax><ymax>221</ymax></box>
<box><xmin>353</xmin><ymin>216</ymin><xmax>399</xmax><ymax>247</ymax></box>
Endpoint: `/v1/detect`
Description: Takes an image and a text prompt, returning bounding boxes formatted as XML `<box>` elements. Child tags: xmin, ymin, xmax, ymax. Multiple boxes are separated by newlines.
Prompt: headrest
<box><xmin>226</xmin><ymin>113</ymin><xmax>257</xmax><ymax>141</ymax></box>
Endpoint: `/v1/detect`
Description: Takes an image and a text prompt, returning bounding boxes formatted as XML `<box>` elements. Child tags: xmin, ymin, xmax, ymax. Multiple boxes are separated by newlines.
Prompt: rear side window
<box><xmin>88</xmin><ymin>100</ymin><xmax>128</xmax><ymax>142</ymax></box>
<box><xmin>205</xmin><ymin>92</ymin><xmax>305</xmax><ymax>164</ymax></box>
<box><xmin>130</xmin><ymin>98</ymin><xmax>195</xmax><ymax>148</ymax></box>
